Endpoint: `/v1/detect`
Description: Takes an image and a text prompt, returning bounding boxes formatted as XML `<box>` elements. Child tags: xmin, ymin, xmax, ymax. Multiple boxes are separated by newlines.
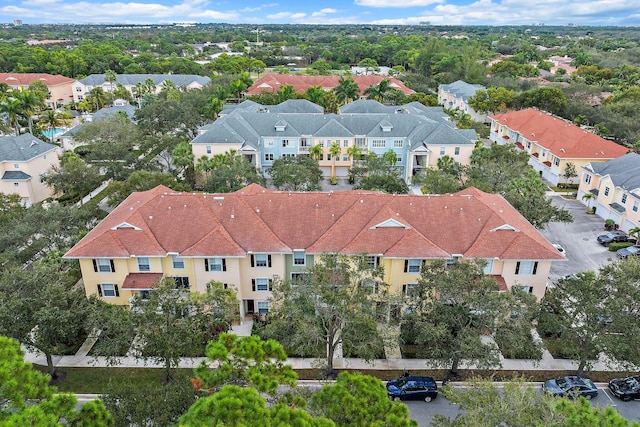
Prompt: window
<box><xmin>39</xmin><ymin>172</ymin><xmax>46</xmax><ymax>183</ymax></box>
<box><xmin>396</xmin><ymin>154</ymin><xmax>402</xmax><ymax>163</ymax></box>
<box><xmin>515</xmin><ymin>285</ymin><xmax>534</xmax><ymax>294</ymax></box>
<box><xmin>365</xmin><ymin>255</ymin><xmax>379</xmax><ymax>267</ymax></box>
<box><xmin>361</xmin><ymin>279</ymin><xmax>378</xmax><ymax>294</ymax></box>
<box><xmin>633</xmin><ymin>201</ymin><xmax>639</xmax><ymax>213</ymax></box>
<box><xmin>343</xmin><ymin>140</ymin><xmax>349</xmax><ymax>147</ymax></box>
<box><xmin>206</xmin><ymin>146</ymin><xmax>211</xmax><ymax>154</ymax></box>
<box><xmin>252</xmin><ymin>253</ymin><xmax>271</xmax><ymax>268</ymax></box>
<box><xmin>291</xmin><ymin>272</ymin><xmax>309</xmax><ymax>282</ymax></box>
<box><xmin>515</xmin><ymin>261</ymin><xmax>538</xmax><ymax>276</ymax></box>
<box><xmin>327</xmin><ymin>153</ymin><xmax>332</xmax><ymax>161</ymax></box>
<box><xmin>526</xmin><ymin>141</ymin><xmax>531</xmax><ymax>149</ymax></box>
<box><xmin>13</xmin><ymin>163</ymin><xmax>19</xmax><ymax>168</ymax></box>
<box><xmin>454</xmin><ymin>147</ymin><xmax>460</xmax><ymax>155</ymax></box>
<box><xmin>405</xmin><ymin>259</ymin><xmax>423</xmax><ymax>273</ymax></box>
<box><xmin>445</xmin><ymin>258</ymin><xmax>457</xmax><ymax>268</ymax></box>
<box><xmin>264</xmin><ymin>153</ymin><xmax>274</xmax><ymax>161</ymax></box>
<box><xmin>402</xmin><ymin>283</ymin><xmax>417</xmax><ymax>297</ymax></box>
<box><xmin>622</xmin><ymin>194</ymin><xmax>627</xmax><ymax>205</ymax></box>
<box><xmin>604</xmin><ymin>187</ymin><xmax>610</xmax><ymax>197</ymax></box>
<box><xmin>265</xmin><ymin>140</ymin><xmax>274</xmax><ymax>147</ymax></box>
<box><xmin>206</xmin><ymin>257</ymin><xmax>226</xmax><ymax>272</ymax></box>
<box><xmin>14</xmin><ymin>182</ymin><xmax>19</xmax><ymax>187</ymax></box>
<box><xmin>94</xmin><ymin>258</ymin><xmax>114</xmax><ymax>273</ymax></box>
<box><xmin>554</xmin><ymin>157</ymin><xmax>560</xmax><ymax>167</ymax></box>
<box><xmin>293</xmin><ymin>250</ymin><xmax>305</xmax><ymax>266</ymax></box>
<box><xmin>319</xmin><ymin>140</ymin><xmax>324</xmax><ymax>147</ymax></box>
<box><xmin>174</xmin><ymin>276</ymin><xmax>190</xmax><ymax>289</ymax></box>
<box><xmin>172</xmin><ymin>255</ymin><xmax>185</xmax><ymax>269</ymax></box>
<box><xmin>483</xmin><ymin>259</ymin><xmax>494</xmax><ymax>274</ymax></box>
<box><xmin>343</xmin><ymin>154</ymin><xmax>348</xmax><ymax>161</ymax></box>
<box><xmin>139</xmin><ymin>290</ymin><xmax>150</xmax><ymax>300</ymax></box>
<box><xmin>76</xmin><ymin>87</ymin><xmax>82</xmax><ymax>92</ymax></box>
<box><xmin>257</xmin><ymin>301</ymin><xmax>269</xmax><ymax>314</ymax></box>
<box><xmin>138</xmin><ymin>257</ymin><xmax>150</xmax><ymax>272</ymax></box>
<box><xmin>541</xmin><ymin>149</ymin><xmax>547</xmax><ymax>158</ymax></box>
<box><xmin>440</xmin><ymin>147</ymin><xmax>445</xmax><ymax>155</ymax></box>
<box><xmin>253</xmin><ymin>278</ymin><xmax>270</xmax><ymax>292</ymax></box>
<box><xmin>282</xmin><ymin>139</ymin><xmax>290</xmax><ymax>147</ymax></box>
<box><xmin>394</xmin><ymin>139</ymin><xmax>403</xmax><ymax>148</ymax></box>
<box><xmin>98</xmin><ymin>283</ymin><xmax>119</xmax><ymax>298</ymax></box>
<box><xmin>584</xmin><ymin>174</ymin><xmax>592</xmax><ymax>184</ymax></box>
<box><xmin>355</xmin><ymin>137</ymin><xmax>366</xmax><ymax>148</ymax></box>
<box><xmin>372</xmin><ymin>140</ymin><xmax>385</xmax><ymax>148</ymax></box>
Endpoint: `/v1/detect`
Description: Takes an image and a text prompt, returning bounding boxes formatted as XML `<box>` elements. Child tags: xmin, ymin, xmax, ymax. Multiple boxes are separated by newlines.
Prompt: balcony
<box><xmin>299</xmin><ymin>145</ymin><xmax>310</xmax><ymax>152</ymax></box>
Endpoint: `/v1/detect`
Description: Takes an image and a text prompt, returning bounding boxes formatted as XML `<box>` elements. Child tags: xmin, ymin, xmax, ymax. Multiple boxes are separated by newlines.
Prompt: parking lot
<box><xmin>539</xmin><ymin>196</ymin><xmax>617</xmax><ymax>283</ymax></box>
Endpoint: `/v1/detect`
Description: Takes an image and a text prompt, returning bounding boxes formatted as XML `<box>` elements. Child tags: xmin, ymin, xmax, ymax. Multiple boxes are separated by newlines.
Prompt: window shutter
<box><xmin>252</xmin><ymin>279</ymin><xmax>256</xmax><ymax>292</ymax></box>
<box><xmin>268</xmin><ymin>279</ymin><xmax>273</xmax><ymax>291</ymax></box>
<box><xmin>402</xmin><ymin>284</ymin><xmax>407</xmax><ymax>294</ymax></box>
<box><xmin>204</xmin><ymin>259</ymin><xmax>209</xmax><ymax>271</ymax></box>
<box><xmin>250</xmin><ymin>255</ymin><xmax>254</xmax><ymax>267</ymax></box>
<box><xmin>421</xmin><ymin>260</ymin><xmax>426</xmax><ymax>268</ymax></box>
<box><xmin>404</xmin><ymin>260</ymin><xmax>408</xmax><ymax>273</ymax></box>
<box><xmin>114</xmin><ymin>285</ymin><xmax>119</xmax><ymax>297</ymax></box>
<box><xmin>93</xmin><ymin>259</ymin><xmax>98</xmax><ymax>272</ymax></box>
<box><xmin>222</xmin><ymin>259</ymin><xmax>227</xmax><ymax>272</ymax></box>
<box><xmin>268</xmin><ymin>255</ymin><xmax>272</xmax><ymax>267</ymax></box>
<box><xmin>97</xmin><ymin>284</ymin><xmax>103</xmax><ymax>297</ymax></box>
<box><xmin>376</xmin><ymin>256</ymin><xmax>380</xmax><ymax>266</ymax></box>
<box><xmin>533</xmin><ymin>261</ymin><xmax>538</xmax><ymax>275</ymax></box>
<box><xmin>110</xmin><ymin>259</ymin><xmax>115</xmax><ymax>272</ymax></box>
<box><xmin>223</xmin><ymin>283</ymin><xmax>228</xmax><ymax>289</ymax></box>
<box><xmin>515</xmin><ymin>262</ymin><xmax>520</xmax><ymax>275</ymax></box>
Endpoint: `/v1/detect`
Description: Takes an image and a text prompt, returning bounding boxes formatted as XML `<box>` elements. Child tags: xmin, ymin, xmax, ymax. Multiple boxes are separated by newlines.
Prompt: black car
<box><xmin>608</xmin><ymin>376</ymin><xmax>640</xmax><ymax>401</ymax></box>
<box><xmin>386</xmin><ymin>375</ymin><xmax>438</xmax><ymax>402</ymax></box>
<box><xmin>542</xmin><ymin>376</ymin><xmax>598</xmax><ymax>399</ymax></box>
<box><xmin>597</xmin><ymin>231</ymin><xmax>629</xmax><ymax>246</ymax></box>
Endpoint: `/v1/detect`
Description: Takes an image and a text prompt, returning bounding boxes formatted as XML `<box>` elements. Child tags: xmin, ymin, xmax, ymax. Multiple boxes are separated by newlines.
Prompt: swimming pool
<box><xmin>41</xmin><ymin>128</ymin><xmax>65</xmax><ymax>139</ymax></box>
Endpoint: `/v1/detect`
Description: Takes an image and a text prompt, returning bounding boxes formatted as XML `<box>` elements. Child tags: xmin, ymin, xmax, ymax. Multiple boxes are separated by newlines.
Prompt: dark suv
<box><xmin>386</xmin><ymin>375</ymin><xmax>438</xmax><ymax>402</ymax></box>
<box><xmin>597</xmin><ymin>230</ymin><xmax>630</xmax><ymax>246</ymax></box>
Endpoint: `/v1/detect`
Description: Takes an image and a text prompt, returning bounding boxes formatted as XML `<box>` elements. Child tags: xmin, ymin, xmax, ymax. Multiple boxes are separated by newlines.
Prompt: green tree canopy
<box><xmin>268</xmin><ymin>155</ymin><xmax>323</xmax><ymax>191</ymax></box>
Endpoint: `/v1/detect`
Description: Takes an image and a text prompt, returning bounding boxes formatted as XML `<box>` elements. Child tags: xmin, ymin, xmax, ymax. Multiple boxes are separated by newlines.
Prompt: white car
<box><xmin>552</xmin><ymin>244</ymin><xmax>566</xmax><ymax>256</ymax></box>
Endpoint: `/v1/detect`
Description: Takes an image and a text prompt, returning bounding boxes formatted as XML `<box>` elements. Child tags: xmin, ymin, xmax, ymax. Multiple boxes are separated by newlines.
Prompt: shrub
<box><xmin>495</xmin><ymin>323</ymin><xmax>543</xmax><ymax>360</ymax></box>
<box><xmin>609</xmin><ymin>241</ymin><xmax>634</xmax><ymax>252</ymax></box>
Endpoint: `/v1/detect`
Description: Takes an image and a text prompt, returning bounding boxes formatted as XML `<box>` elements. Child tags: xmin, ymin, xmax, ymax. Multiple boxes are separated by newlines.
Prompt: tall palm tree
<box><xmin>346</xmin><ymin>144</ymin><xmax>363</xmax><ymax>167</ymax></box>
<box><xmin>203</xmin><ymin>96</ymin><xmax>223</xmax><ymax>120</ymax></box>
<box><xmin>0</xmin><ymin>96</ymin><xmax>22</xmax><ymax>135</ymax></box>
<box><xmin>581</xmin><ymin>193</ymin><xmax>595</xmax><ymax>212</ymax></box>
<box><xmin>133</xmin><ymin>82</ymin><xmax>145</xmax><ymax>108</ymax></box>
<box><xmin>305</xmin><ymin>85</ymin><xmax>324</xmax><ymax>105</ymax></box>
<box><xmin>17</xmin><ymin>89</ymin><xmax>43</xmax><ymax>135</ymax></box>
<box><xmin>104</xmin><ymin>69</ymin><xmax>117</xmax><ymax>96</ymax></box>
<box><xmin>42</xmin><ymin>110</ymin><xmax>63</xmax><ymax>143</ymax></box>
<box><xmin>364</xmin><ymin>79</ymin><xmax>392</xmax><ymax>102</ymax></box>
<box><xmin>329</xmin><ymin>141</ymin><xmax>341</xmax><ymax>181</ymax></box>
<box><xmin>382</xmin><ymin>149</ymin><xmax>398</xmax><ymax>167</ymax></box>
<box><xmin>277</xmin><ymin>84</ymin><xmax>295</xmax><ymax>103</ymax></box>
<box><xmin>309</xmin><ymin>144</ymin><xmax>323</xmax><ymax>161</ymax></box>
<box><xmin>87</xmin><ymin>87</ymin><xmax>107</xmax><ymax>112</ymax></box>
<box><xmin>333</xmin><ymin>76</ymin><xmax>359</xmax><ymax>105</ymax></box>
<box><xmin>144</xmin><ymin>78</ymin><xmax>157</xmax><ymax>94</ymax></box>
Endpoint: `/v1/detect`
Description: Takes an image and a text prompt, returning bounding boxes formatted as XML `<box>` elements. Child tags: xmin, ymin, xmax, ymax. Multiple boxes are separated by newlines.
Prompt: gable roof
<box><xmin>586</xmin><ymin>153</ymin><xmax>640</xmax><ymax>193</ymax></box>
<box><xmin>439</xmin><ymin>80</ymin><xmax>486</xmax><ymax>101</ymax></box>
<box><xmin>65</xmin><ymin>185</ymin><xmax>563</xmax><ymax>262</ymax></box>
<box><xmin>490</xmin><ymin>109</ymin><xmax>629</xmax><ymax>160</ymax></box>
<box><xmin>77</xmin><ymin>74</ymin><xmax>211</xmax><ymax>87</ymax></box>
<box><xmin>246</xmin><ymin>73</ymin><xmax>414</xmax><ymax>96</ymax></box>
<box><xmin>0</xmin><ymin>73</ymin><xmax>74</xmax><ymax>87</ymax></box>
<box><xmin>0</xmin><ymin>134</ymin><xmax>59</xmax><ymax>162</ymax></box>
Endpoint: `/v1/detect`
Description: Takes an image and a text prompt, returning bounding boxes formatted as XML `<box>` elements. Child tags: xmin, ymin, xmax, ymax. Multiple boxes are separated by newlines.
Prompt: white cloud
<box><xmin>355</xmin><ymin>0</ymin><xmax>443</xmax><ymax>7</ymax></box>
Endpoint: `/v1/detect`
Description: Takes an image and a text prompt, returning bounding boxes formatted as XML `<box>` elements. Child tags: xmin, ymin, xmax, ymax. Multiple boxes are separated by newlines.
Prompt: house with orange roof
<box><xmin>490</xmin><ymin>109</ymin><xmax>628</xmax><ymax>185</ymax></box>
<box><xmin>245</xmin><ymin>73</ymin><xmax>414</xmax><ymax>97</ymax></box>
<box><xmin>0</xmin><ymin>73</ymin><xmax>75</xmax><ymax>108</ymax></box>
<box><xmin>64</xmin><ymin>184</ymin><xmax>564</xmax><ymax>317</ymax></box>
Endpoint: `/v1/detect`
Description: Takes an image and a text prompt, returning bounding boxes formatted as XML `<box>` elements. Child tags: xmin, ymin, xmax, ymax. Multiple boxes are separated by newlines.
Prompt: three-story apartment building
<box><xmin>64</xmin><ymin>184</ymin><xmax>564</xmax><ymax>319</ymax></box>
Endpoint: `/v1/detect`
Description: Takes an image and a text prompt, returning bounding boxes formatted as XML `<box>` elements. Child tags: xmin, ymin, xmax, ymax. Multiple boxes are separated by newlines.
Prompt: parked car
<box><xmin>608</xmin><ymin>376</ymin><xmax>640</xmax><ymax>401</ymax></box>
<box><xmin>597</xmin><ymin>230</ymin><xmax>630</xmax><ymax>246</ymax></box>
<box><xmin>386</xmin><ymin>375</ymin><xmax>438</xmax><ymax>402</ymax></box>
<box><xmin>542</xmin><ymin>376</ymin><xmax>598</xmax><ymax>399</ymax></box>
<box><xmin>552</xmin><ymin>244</ymin><xmax>566</xmax><ymax>256</ymax></box>
<box><xmin>617</xmin><ymin>245</ymin><xmax>640</xmax><ymax>258</ymax></box>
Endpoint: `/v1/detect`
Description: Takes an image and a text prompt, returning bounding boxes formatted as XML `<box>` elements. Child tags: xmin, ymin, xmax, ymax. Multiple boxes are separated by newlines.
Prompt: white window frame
<box><xmin>264</xmin><ymin>153</ymin><xmax>274</xmax><ymax>161</ymax></box>
<box><xmin>257</xmin><ymin>301</ymin><xmax>269</xmax><ymax>314</ymax></box>
<box><xmin>621</xmin><ymin>194</ymin><xmax>627</xmax><ymax>205</ymax></box>
<box><xmin>515</xmin><ymin>284</ymin><xmax>534</xmax><ymax>294</ymax></box>
<box><xmin>172</xmin><ymin>255</ymin><xmax>185</xmax><ymax>269</ymax></box>
<box><xmin>372</xmin><ymin>139</ymin><xmax>385</xmax><ymax>148</ymax></box>
<box><xmin>439</xmin><ymin>147</ymin><xmax>445</xmax><ymax>155</ymax></box>
<box><xmin>255</xmin><ymin>253</ymin><xmax>268</xmax><ymax>268</ymax></box>
<box><xmin>633</xmin><ymin>201</ymin><xmax>639</xmax><ymax>213</ymax></box>
<box><xmin>394</xmin><ymin>139</ymin><xmax>403</xmax><ymax>148</ymax></box>
<box><xmin>584</xmin><ymin>174</ymin><xmax>591</xmax><ymax>184</ymax></box>
<box><xmin>256</xmin><ymin>278</ymin><xmax>269</xmax><ymax>292</ymax></box>
<box><xmin>403</xmin><ymin>283</ymin><xmax>417</xmax><ymax>297</ymax></box>
<box><xmin>206</xmin><ymin>146</ymin><xmax>211</xmax><ymax>154</ymax></box>
<box><xmin>483</xmin><ymin>259</ymin><xmax>494</xmax><ymax>274</ymax></box>
<box><xmin>209</xmin><ymin>257</ymin><xmax>224</xmax><ymax>272</ymax></box>
<box><xmin>454</xmin><ymin>147</ymin><xmax>460</xmax><ymax>155</ymax></box>
<box><xmin>343</xmin><ymin>140</ymin><xmax>349</xmax><ymax>147</ymax></box>
<box><xmin>101</xmin><ymin>283</ymin><xmax>117</xmax><ymax>297</ymax></box>
<box><xmin>515</xmin><ymin>260</ymin><xmax>537</xmax><ymax>276</ymax></box>
<box><xmin>604</xmin><ymin>186</ymin><xmax>610</xmax><ymax>197</ymax></box>
<box><xmin>407</xmin><ymin>259</ymin><xmax>422</xmax><ymax>273</ymax></box>
<box><xmin>554</xmin><ymin>157</ymin><xmax>560</xmax><ymax>167</ymax></box>
<box><xmin>97</xmin><ymin>258</ymin><xmax>112</xmax><ymax>273</ymax></box>
<box><xmin>138</xmin><ymin>257</ymin><xmax>150</xmax><ymax>272</ymax></box>
<box><xmin>293</xmin><ymin>250</ymin><xmax>305</xmax><ymax>266</ymax></box>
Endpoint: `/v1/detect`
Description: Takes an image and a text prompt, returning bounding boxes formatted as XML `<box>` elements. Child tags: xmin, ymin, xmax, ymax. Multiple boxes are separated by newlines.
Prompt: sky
<box><xmin>2</xmin><ymin>0</ymin><xmax>640</xmax><ymax>26</ymax></box>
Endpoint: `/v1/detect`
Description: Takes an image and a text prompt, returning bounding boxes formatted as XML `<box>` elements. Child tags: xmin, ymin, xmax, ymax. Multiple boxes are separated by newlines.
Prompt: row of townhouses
<box><xmin>64</xmin><ymin>184</ymin><xmax>565</xmax><ymax>318</ymax></box>
<box><xmin>489</xmin><ymin>108</ymin><xmax>629</xmax><ymax>186</ymax></box>
<box><xmin>437</xmin><ymin>80</ymin><xmax>488</xmax><ymax>123</ymax></box>
<box><xmin>191</xmin><ymin>99</ymin><xmax>477</xmax><ymax>182</ymax></box>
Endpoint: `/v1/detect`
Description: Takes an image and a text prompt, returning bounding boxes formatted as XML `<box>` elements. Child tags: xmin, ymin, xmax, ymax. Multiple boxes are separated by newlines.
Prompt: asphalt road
<box><xmin>406</xmin><ymin>383</ymin><xmax>640</xmax><ymax>426</ymax></box>
<box><xmin>539</xmin><ymin>196</ymin><xmax>616</xmax><ymax>283</ymax></box>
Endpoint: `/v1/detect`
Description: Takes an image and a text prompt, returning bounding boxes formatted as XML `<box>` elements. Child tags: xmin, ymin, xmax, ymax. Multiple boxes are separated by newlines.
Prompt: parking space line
<box><xmin>602</xmin><ymin>388</ymin><xmax>617</xmax><ymax>407</ymax></box>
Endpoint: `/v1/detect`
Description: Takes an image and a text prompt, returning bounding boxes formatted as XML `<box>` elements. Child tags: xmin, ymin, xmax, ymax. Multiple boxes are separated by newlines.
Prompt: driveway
<box><xmin>540</xmin><ymin>195</ymin><xmax>616</xmax><ymax>283</ymax></box>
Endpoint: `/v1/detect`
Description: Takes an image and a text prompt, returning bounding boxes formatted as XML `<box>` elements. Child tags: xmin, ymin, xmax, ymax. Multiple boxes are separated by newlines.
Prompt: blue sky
<box><xmin>2</xmin><ymin>0</ymin><xmax>640</xmax><ymax>26</ymax></box>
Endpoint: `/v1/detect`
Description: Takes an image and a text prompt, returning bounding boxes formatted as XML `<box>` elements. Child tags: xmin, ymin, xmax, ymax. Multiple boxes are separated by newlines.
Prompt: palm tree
<box><xmin>104</xmin><ymin>69</ymin><xmax>117</xmax><ymax>96</ymax></box>
<box><xmin>305</xmin><ymin>85</ymin><xmax>324</xmax><ymax>105</ymax></box>
<box><xmin>277</xmin><ymin>84</ymin><xmax>295</xmax><ymax>103</ymax></box>
<box><xmin>133</xmin><ymin>82</ymin><xmax>145</xmax><ymax>108</ymax></box>
<box><xmin>17</xmin><ymin>89</ymin><xmax>43</xmax><ymax>135</ymax></box>
<box><xmin>86</xmin><ymin>87</ymin><xmax>107</xmax><ymax>112</ymax></box>
<box><xmin>329</xmin><ymin>141</ymin><xmax>341</xmax><ymax>182</ymax></box>
<box><xmin>333</xmin><ymin>76</ymin><xmax>359</xmax><ymax>105</ymax></box>
<box><xmin>144</xmin><ymin>78</ymin><xmax>157</xmax><ymax>94</ymax></box>
<box><xmin>364</xmin><ymin>79</ymin><xmax>391</xmax><ymax>102</ymax></box>
<box><xmin>382</xmin><ymin>149</ymin><xmax>398</xmax><ymax>166</ymax></box>
<box><xmin>42</xmin><ymin>110</ymin><xmax>62</xmax><ymax>143</ymax></box>
<box><xmin>581</xmin><ymin>193</ymin><xmax>595</xmax><ymax>212</ymax></box>
<box><xmin>346</xmin><ymin>144</ymin><xmax>363</xmax><ymax>167</ymax></box>
<box><xmin>629</xmin><ymin>227</ymin><xmax>640</xmax><ymax>245</ymax></box>
<box><xmin>229</xmin><ymin>80</ymin><xmax>246</xmax><ymax>101</ymax></box>
<box><xmin>203</xmin><ymin>96</ymin><xmax>223</xmax><ymax>120</ymax></box>
<box><xmin>0</xmin><ymin>96</ymin><xmax>23</xmax><ymax>135</ymax></box>
<box><xmin>309</xmin><ymin>144</ymin><xmax>323</xmax><ymax>161</ymax></box>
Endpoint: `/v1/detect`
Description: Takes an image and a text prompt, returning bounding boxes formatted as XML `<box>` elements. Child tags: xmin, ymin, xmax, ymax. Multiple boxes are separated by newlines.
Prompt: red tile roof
<box><xmin>490</xmin><ymin>109</ymin><xmax>629</xmax><ymax>160</ymax></box>
<box><xmin>0</xmin><ymin>73</ymin><xmax>74</xmax><ymax>87</ymax></box>
<box><xmin>246</xmin><ymin>73</ymin><xmax>414</xmax><ymax>96</ymax></box>
<box><xmin>65</xmin><ymin>185</ymin><xmax>562</xmax><ymax>262</ymax></box>
<box><xmin>122</xmin><ymin>273</ymin><xmax>163</xmax><ymax>290</ymax></box>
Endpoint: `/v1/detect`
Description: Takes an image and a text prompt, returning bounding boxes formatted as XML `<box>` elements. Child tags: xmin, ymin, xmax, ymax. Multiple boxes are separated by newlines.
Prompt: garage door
<box><xmin>623</xmin><ymin>219</ymin><xmax>638</xmax><ymax>233</ymax></box>
<box><xmin>595</xmin><ymin>203</ymin><xmax>608</xmax><ymax>220</ymax></box>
